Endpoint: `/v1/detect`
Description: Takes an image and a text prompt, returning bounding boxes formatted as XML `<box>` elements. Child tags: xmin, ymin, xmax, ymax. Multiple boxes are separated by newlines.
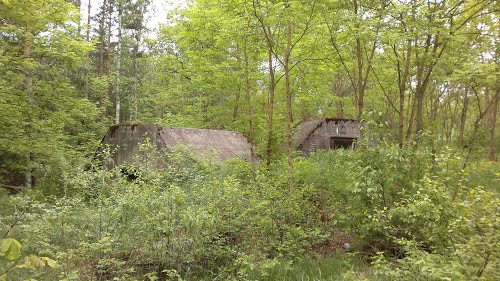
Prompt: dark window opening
<box><xmin>330</xmin><ymin>137</ymin><xmax>355</xmax><ymax>150</ymax></box>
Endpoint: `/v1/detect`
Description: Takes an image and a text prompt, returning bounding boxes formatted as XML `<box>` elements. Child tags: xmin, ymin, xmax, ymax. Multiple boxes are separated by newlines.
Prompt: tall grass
<box><xmin>251</xmin><ymin>254</ymin><xmax>374</xmax><ymax>281</ymax></box>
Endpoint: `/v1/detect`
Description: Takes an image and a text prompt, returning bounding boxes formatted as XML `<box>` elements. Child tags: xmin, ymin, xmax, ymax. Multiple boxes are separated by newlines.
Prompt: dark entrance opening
<box><xmin>330</xmin><ymin>137</ymin><xmax>355</xmax><ymax>150</ymax></box>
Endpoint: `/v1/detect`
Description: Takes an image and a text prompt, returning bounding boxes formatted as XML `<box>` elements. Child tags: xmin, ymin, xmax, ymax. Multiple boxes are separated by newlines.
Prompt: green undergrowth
<box><xmin>1</xmin><ymin>142</ymin><xmax>498</xmax><ymax>280</ymax></box>
<box><xmin>248</xmin><ymin>254</ymin><xmax>375</xmax><ymax>281</ymax></box>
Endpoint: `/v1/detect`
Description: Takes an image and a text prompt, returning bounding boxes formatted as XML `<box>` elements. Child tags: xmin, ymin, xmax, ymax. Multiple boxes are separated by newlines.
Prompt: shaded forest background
<box><xmin>0</xmin><ymin>0</ymin><xmax>499</xmax><ymax>280</ymax></box>
<box><xmin>1</xmin><ymin>0</ymin><xmax>498</xmax><ymax>187</ymax></box>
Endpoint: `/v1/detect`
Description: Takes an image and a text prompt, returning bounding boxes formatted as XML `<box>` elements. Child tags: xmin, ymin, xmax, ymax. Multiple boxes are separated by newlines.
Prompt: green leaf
<box><xmin>18</xmin><ymin>255</ymin><xmax>43</xmax><ymax>269</ymax></box>
<box><xmin>0</xmin><ymin>273</ymin><xmax>7</xmax><ymax>281</ymax></box>
<box><xmin>1</xmin><ymin>238</ymin><xmax>21</xmax><ymax>261</ymax></box>
<box><xmin>41</xmin><ymin>257</ymin><xmax>57</xmax><ymax>268</ymax></box>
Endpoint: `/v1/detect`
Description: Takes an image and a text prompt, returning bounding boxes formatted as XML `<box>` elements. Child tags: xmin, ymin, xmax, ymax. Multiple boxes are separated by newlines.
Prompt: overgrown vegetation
<box><xmin>1</xmin><ymin>142</ymin><xmax>498</xmax><ymax>280</ymax></box>
<box><xmin>1</xmin><ymin>0</ymin><xmax>498</xmax><ymax>279</ymax></box>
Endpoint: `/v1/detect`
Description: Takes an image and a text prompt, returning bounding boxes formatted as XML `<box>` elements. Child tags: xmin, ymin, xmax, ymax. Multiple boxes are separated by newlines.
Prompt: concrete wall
<box><xmin>299</xmin><ymin>120</ymin><xmax>359</xmax><ymax>156</ymax></box>
<box><xmin>98</xmin><ymin>124</ymin><xmax>164</xmax><ymax>168</ymax></box>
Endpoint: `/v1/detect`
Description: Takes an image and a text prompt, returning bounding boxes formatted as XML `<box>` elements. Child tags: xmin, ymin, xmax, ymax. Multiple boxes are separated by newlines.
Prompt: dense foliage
<box><xmin>1</xmin><ymin>143</ymin><xmax>499</xmax><ymax>280</ymax></box>
<box><xmin>0</xmin><ymin>0</ymin><xmax>498</xmax><ymax>280</ymax></box>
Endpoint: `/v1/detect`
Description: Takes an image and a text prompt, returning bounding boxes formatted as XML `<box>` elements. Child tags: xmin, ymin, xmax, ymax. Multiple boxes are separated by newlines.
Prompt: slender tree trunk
<box><xmin>243</xmin><ymin>38</ymin><xmax>256</xmax><ymax>171</ymax></box>
<box><xmin>353</xmin><ymin>0</ymin><xmax>364</xmax><ymax>120</ymax></box>
<box><xmin>82</xmin><ymin>0</ymin><xmax>91</xmax><ymax>100</ymax></box>
<box><xmin>415</xmin><ymin>77</ymin><xmax>432</xmax><ymax>134</ymax></box>
<box><xmin>22</xmin><ymin>30</ymin><xmax>33</xmax><ymax>188</ymax></box>
<box><xmin>444</xmin><ymin>93</ymin><xmax>454</xmax><ymax>145</ymax></box>
<box><xmin>98</xmin><ymin>0</ymin><xmax>106</xmax><ymax>76</ymax></box>
<box><xmin>252</xmin><ymin>2</ymin><xmax>275</xmax><ymax>165</ymax></box>
<box><xmin>106</xmin><ymin>2</ymin><xmax>113</xmax><ymax>78</ymax></box>
<box><xmin>87</xmin><ymin>0</ymin><xmax>91</xmax><ymax>42</ymax></box>
<box><xmin>414</xmin><ymin>78</ymin><xmax>424</xmax><ymax>134</ymax></box>
<box><xmin>285</xmin><ymin>0</ymin><xmax>293</xmax><ymax>189</ymax></box>
<box><xmin>398</xmin><ymin>89</ymin><xmax>405</xmax><ymax>147</ymax></box>
<box><xmin>266</xmin><ymin>43</ymin><xmax>275</xmax><ymax>166</ymax></box>
<box><xmin>458</xmin><ymin>89</ymin><xmax>469</xmax><ymax>148</ymax></box>
<box><xmin>98</xmin><ymin>0</ymin><xmax>107</xmax><ymax>117</ymax></box>
<box><xmin>488</xmin><ymin>88</ymin><xmax>498</xmax><ymax>161</ymax></box>
<box><xmin>406</xmin><ymin>91</ymin><xmax>416</xmax><ymax>141</ymax></box>
<box><xmin>233</xmin><ymin>88</ymin><xmax>241</xmax><ymax>121</ymax></box>
<box><xmin>415</xmin><ymin>28</ymin><xmax>442</xmax><ymax>135</ymax></box>
<box><xmin>398</xmin><ymin>40</ymin><xmax>412</xmax><ymax>147</ymax></box>
<box><xmin>115</xmin><ymin>1</ymin><xmax>122</xmax><ymax>124</ymax></box>
<box><xmin>76</xmin><ymin>0</ymin><xmax>82</xmax><ymax>35</ymax></box>
<box><xmin>356</xmin><ymin>40</ymin><xmax>363</xmax><ymax>120</ymax></box>
<box><xmin>463</xmin><ymin>88</ymin><xmax>498</xmax><ymax>169</ymax></box>
<box><xmin>233</xmin><ymin>44</ymin><xmax>241</xmax><ymax>121</ymax></box>
<box><xmin>334</xmin><ymin>73</ymin><xmax>345</xmax><ymax>118</ymax></box>
<box><xmin>132</xmin><ymin>33</ymin><xmax>140</xmax><ymax>120</ymax></box>
<box><xmin>106</xmin><ymin>1</ymin><xmax>113</xmax><ymax>117</ymax></box>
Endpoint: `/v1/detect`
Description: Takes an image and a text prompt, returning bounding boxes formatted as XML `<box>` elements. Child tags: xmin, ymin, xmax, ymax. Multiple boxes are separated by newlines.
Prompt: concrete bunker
<box><xmin>98</xmin><ymin>124</ymin><xmax>252</xmax><ymax>168</ymax></box>
<box><xmin>292</xmin><ymin>119</ymin><xmax>360</xmax><ymax>156</ymax></box>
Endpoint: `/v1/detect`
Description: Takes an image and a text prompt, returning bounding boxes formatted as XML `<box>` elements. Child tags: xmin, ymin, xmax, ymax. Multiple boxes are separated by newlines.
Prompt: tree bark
<box><xmin>406</xmin><ymin>90</ymin><xmax>415</xmax><ymax>141</ymax></box>
<box><xmin>98</xmin><ymin>0</ymin><xmax>106</xmax><ymax>76</ymax></box>
<box><xmin>87</xmin><ymin>0</ymin><xmax>91</xmax><ymax>42</ymax></box>
<box><xmin>265</xmin><ymin>43</ymin><xmax>275</xmax><ymax>166</ymax></box>
<box><xmin>488</xmin><ymin>88</ymin><xmax>498</xmax><ymax>161</ymax></box>
<box><xmin>243</xmin><ymin>36</ymin><xmax>256</xmax><ymax>171</ymax></box>
<box><xmin>98</xmin><ymin>0</ymin><xmax>107</xmax><ymax>117</ymax></box>
<box><xmin>285</xmin><ymin>0</ymin><xmax>293</xmax><ymax>190</ymax></box>
<box><xmin>397</xmin><ymin>39</ymin><xmax>412</xmax><ymax>148</ymax></box>
<box><xmin>106</xmin><ymin>2</ymin><xmax>113</xmax><ymax>78</ymax></box>
<box><xmin>115</xmin><ymin>1</ymin><xmax>122</xmax><ymax>124</ymax></box>
<box><xmin>253</xmin><ymin>0</ymin><xmax>276</xmax><ymax>166</ymax></box>
<box><xmin>132</xmin><ymin>32</ymin><xmax>140</xmax><ymax>120</ymax></box>
<box><xmin>22</xmin><ymin>30</ymin><xmax>33</xmax><ymax>188</ymax></box>
<box><xmin>458</xmin><ymin>89</ymin><xmax>469</xmax><ymax>148</ymax></box>
<box><xmin>233</xmin><ymin>44</ymin><xmax>241</xmax><ymax>121</ymax></box>
<box><xmin>233</xmin><ymin>88</ymin><xmax>241</xmax><ymax>121</ymax></box>
<box><xmin>353</xmin><ymin>0</ymin><xmax>363</xmax><ymax>120</ymax></box>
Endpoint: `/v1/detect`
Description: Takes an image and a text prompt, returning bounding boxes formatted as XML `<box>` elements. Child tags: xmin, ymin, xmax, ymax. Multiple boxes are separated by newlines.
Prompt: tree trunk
<box><xmin>132</xmin><ymin>33</ymin><xmax>140</xmax><ymax>121</ymax></box>
<box><xmin>285</xmin><ymin>0</ymin><xmax>293</xmax><ymax>189</ymax></box>
<box><xmin>22</xmin><ymin>30</ymin><xmax>33</xmax><ymax>188</ymax></box>
<box><xmin>334</xmin><ymin>73</ymin><xmax>346</xmax><ymax>118</ymax></box>
<box><xmin>458</xmin><ymin>89</ymin><xmax>469</xmax><ymax>148</ymax></box>
<box><xmin>76</xmin><ymin>0</ymin><xmax>81</xmax><ymax>35</ymax></box>
<box><xmin>414</xmin><ymin>80</ymin><xmax>424</xmax><ymax>134</ymax></box>
<box><xmin>488</xmin><ymin>88</ymin><xmax>498</xmax><ymax>161</ymax></box>
<box><xmin>353</xmin><ymin>0</ymin><xmax>363</xmax><ymax>120</ymax></box>
<box><xmin>98</xmin><ymin>0</ymin><xmax>106</xmax><ymax>76</ymax></box>
<box><xmin>406</xmin><ymin>90</ymin><xmax>415</xmax><ymax>141</ymax></box>
<box><xmin>98</xmin><ymin>0</ymin><xmax>107</xmax><ymax>117</ymax></box>
<box><xmin>115</xmin><ymin>1</ymin><xmax>122</xmax><ymax>124</ymax></box>
<box><xmin>265</xmin><ymin>43</ymin><xmax>275</xmax><ymax>166</ymax></box>
<box><xmin>398</xmin><ymin>39</ymin><xmax>412</xmax><ymax>148</ymax></box>
<box><xmin>233</xmin><ymin>44</ymin><xmax>241</xmax><ymax>121</ymax></box>
<box><xmin>243</xmin><ymin>37</ymin><xmax>256</xmax><ymax>171</ymax></box>
<box><xmin>415</xmin><ymin>24</ymin><xmax>442</xmax><ymax>135</ymax></box>
<box><xmin>106</xmin><ymin>2</ymin><xmax>113</xmax><ymax>78</ymax></box>
<box><xmin>87</xmin><ymin>0</ymin><xmax>91</xmax><ymax>42</ymax></box>
<box><xmin>233</xmin><ymin>88</ymin><xmax>241</xmax><ymax>121</ymax></box>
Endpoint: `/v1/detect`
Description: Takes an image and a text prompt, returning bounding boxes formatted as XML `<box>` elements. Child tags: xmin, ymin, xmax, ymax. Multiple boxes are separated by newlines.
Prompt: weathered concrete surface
<box><xmin>160</xmin><ymin>127</ymin><xmax>251</xmax><ymax>161</ymax></box>
<box><xmin>98</xmin><ymin>124</ymin><xmax>251</xmax><ymax>168</ymax></box>
<box><xmin>293</xmin><ymin>119</ymin><xmax>360</xmax><ymax>156</ymax></box>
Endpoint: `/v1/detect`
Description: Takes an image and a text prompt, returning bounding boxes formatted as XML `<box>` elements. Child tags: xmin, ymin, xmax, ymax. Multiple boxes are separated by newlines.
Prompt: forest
<box><xmin>0</xmin><ymin>0</ymin><xmax>499</xmax><ymax>280</ymax></box>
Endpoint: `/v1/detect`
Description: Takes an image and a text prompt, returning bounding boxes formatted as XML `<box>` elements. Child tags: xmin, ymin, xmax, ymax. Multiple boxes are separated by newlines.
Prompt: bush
<box><xmin>1</xmin><ymin>142</ymin><xmax>498</xmax><ymax>280</ymax></box>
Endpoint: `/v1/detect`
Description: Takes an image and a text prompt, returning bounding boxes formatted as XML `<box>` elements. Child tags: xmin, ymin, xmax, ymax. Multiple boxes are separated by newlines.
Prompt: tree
<box><xmin>0</xmin><ymin>0</ymin><xmax>101</xmax><ymax>189</ymax></box>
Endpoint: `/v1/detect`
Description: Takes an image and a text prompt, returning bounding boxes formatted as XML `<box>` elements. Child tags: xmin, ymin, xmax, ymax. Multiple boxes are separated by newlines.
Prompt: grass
<box><xmin>252</xmin><ymin>253</ymin><xmax>374</xmax><ymax>281</ymax></box>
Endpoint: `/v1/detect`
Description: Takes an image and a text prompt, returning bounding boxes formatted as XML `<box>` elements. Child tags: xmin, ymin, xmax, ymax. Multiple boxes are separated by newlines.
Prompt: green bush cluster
<box><xmin>0</xmin><ymin>142</ymin><xmax>498</xmax><ymax>280</ymax></box>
